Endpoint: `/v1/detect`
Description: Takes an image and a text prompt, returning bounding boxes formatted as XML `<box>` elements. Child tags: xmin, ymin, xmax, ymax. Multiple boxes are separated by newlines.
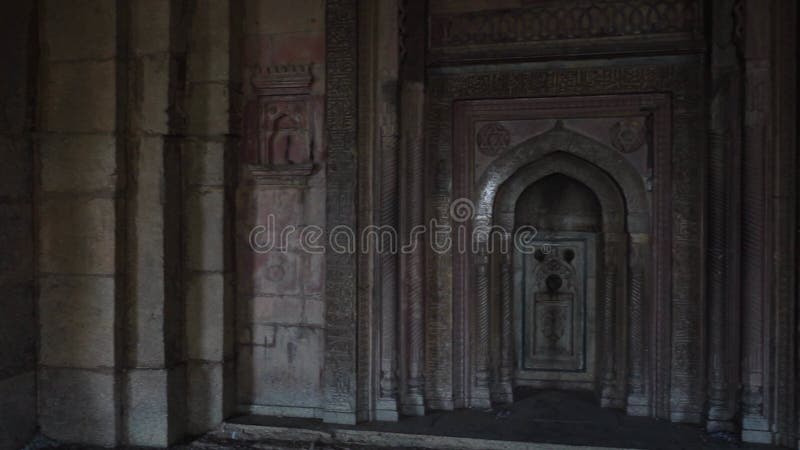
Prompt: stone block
<box><xmin>187</xmin><ymin>36</ymin><xmax>230</xmax><ymax>83</ymax></box>
<box><xmin>186</xmin><ymin>82</ymin><xmax>230</xmax><ymax>136</ymax></box>
<box><xmin>131</xmin><ymin>54</ymin><xmax>171</xmax><ymax>134</ymax></box>
<box><xmin>186</xmin><ymin>361</ymin><xmax>223</xmax><ymax>435</ymax></box>
<box><xmin>38</xmin><ymin>367</ymin><xmax>119</xmax><ymax>446</ymax></box>
<box><xmin>0</xmin><ymin>204</ymin><xmax>33</xmax><ymax>278</ymax></box>
<box><xmin>244</xmin><ymin>0</ymin><xmax>323</xmax><ymax>34</ymax></box>
<box><xmin>39</xmin><ymin>275</ymin><xmax>115</xmax><ymax>368</ymax></box>
<box><xmin>247</xmin><ymin>296</ymin><xmax>304</xmax><ymax>325</ymax></box>
<box><xmin>303</xmin><ymin>299</ymin><xmax>325</xmax><ymax>326</ymax></box>
<box><xmin>40</xmin><ymin>60</ymin><xmax>116</xmax><ymax>133</ymax></box>
<box><xmin>303</xmin><ymin>252</ymin><xmax>324</xmax><ymax>295</ymax></box>
<box><xmin>0</xmin><ymin>372</ymin><xmax>36</xmax><ymax>450</ymax></box>
<box><xmin>184</xmin><ymin>139</ymin><xmax>226</xmax><ymax>187</ymax></box>
<box><xmin>0</xmin><ymin>283</ymin><xmax>35</xmax><ymax>377</ymax></box>
<box><xmin>0</xmin><ymin>136</ymin><xmax>32</xmax><ymax>198</ymax></box>
<box><xmin>249</xmin><ymin>251</ymin><xmax>300</xmax><ymax>296</ymax></box>
<box><xmin>38</xmin><ymin>197</ymin><xmax>116</xmax><ymax>275</ymax></box>
<box><xmin>39</xmin><ymin>134</ymin><xmax>118</xmax><ymax>193</ymax></box>
<box><xmin>186</xmin><ymin>272</ymin><xmax>225</xmax><ymax>361</ymax></box>
<box><xmin>41</xmin><ymin>0</ymin><xmax>116</xmax><ymax>61</ymax></box>
<box><xmin>184</xmin><ymin>188</ymin><xmax>225</xmax><ymax>272</ymax></box>
<box><xmin>130</xmin><ymin>0</ymin><xmax>171</xmax><ymax>55</ymax></box>
<box><xmin>127</xmin><ymin>136</ymin><xmax>168</xmax><ymax>367</ymax></box>
<box><xmin>125</xmin><ymin>369</ymin><xmax>169</xmax><ymax>447</ymax></box>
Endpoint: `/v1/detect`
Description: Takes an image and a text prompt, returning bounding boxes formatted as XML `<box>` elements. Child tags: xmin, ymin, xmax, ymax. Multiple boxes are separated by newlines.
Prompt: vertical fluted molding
<box><xmin>399</xmin><ymin>81</ymin><xmax>425</xmax><ymax>416</ymax></box>
<box><xmin>740</xmin><ymin>0</ymin><xmax>770</xmax><ymax>442</ymax></box>
<box><xmin>374</xmin><ymin>0</ymin><xmax>401</xmax><ymax>422</ymax></box>
<box><xmin>601</xmin><ymin>235</ymin><xmax>618</xmax><ymax>407</ymax></box>
<box><xmin>497</xmin><ymin>249</ymin><xmax>514</xmax><ymax>403</ymax></box>
<box><xmin>627</xmin><ymin>235</ymin><xmax>648</xmax><ymax>415</ymax></box>
<box><xmin>706</xmin><ymin>0</ymin><xmax>742</xmax><ymax>433</ymax></box>
<box><xmin>473</xmin><ymin>251</ymin><xmax>491</xmax><ymax>408</ymax></box>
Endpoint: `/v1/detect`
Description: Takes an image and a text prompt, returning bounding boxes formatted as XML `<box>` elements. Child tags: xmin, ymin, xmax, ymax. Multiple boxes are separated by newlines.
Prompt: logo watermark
<box><xmin>249</xmin><ymin>198</ymin><xmax>541</xmax><ymax>255</ymax></box>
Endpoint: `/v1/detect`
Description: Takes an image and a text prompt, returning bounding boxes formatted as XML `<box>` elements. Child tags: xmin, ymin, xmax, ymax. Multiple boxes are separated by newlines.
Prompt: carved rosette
<box><xmin>476</xmin><ymin>122</ymin><xmax>510</xmax><ymax>156</ymax></box>
<box><xmin>610</xmin><ymin>119</ymin><xmax>647</xmax><ymax>153</ymax></box>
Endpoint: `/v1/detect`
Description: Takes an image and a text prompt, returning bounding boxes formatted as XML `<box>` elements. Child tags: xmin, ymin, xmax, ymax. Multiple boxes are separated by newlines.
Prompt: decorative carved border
<box><xmin>428</xmin><ymin>0</ymin><xmax>705</xmax><ymax>64</ymax></box>
<box><xmin>323</xmin><ymin>0</ymin><xmax>359</xmax><ymax>424</ymax></box>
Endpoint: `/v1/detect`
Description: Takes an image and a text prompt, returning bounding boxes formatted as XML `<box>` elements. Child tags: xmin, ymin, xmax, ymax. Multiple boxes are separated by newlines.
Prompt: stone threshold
<box><xmin>208</xmin><ymin>422</ymin><xmax>631</xmax><ymax>450</ymax></box>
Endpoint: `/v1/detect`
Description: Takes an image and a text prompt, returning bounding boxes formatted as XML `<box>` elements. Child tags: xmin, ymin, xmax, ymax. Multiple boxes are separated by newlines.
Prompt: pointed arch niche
<box><xmin>451</xmin><ymin>95</ymin><xmax>673</xmax><ymax>419</ymax></box>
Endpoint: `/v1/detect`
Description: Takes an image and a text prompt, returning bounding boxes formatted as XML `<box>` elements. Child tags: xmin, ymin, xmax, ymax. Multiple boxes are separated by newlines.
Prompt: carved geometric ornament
<box><xmin>476</xmin><ymin>122</ymin><xmax>510</xmax><ymax>156</ymax></box>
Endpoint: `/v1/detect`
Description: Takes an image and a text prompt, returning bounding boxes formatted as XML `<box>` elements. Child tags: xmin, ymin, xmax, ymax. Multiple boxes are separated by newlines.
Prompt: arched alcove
<box><xmin>471</xmin><ymin>126</ymin><xmax>652</xmax><ymax>415</ymax></box>
<box><xmin>515</xmin><ymin>173</ymin><xmax>603</xmax><ymax>233</ymax></box>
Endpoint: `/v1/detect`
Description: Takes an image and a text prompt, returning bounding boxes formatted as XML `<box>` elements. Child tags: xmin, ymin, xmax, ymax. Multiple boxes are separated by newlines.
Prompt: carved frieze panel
<box><xmin>243</xmin><ymin>64</ymin><xmax>315</xmax><ymax>178</ymax></box>
<box><xmin>428</xmin><ymin>0</ymin><xmax>704</xmax><ymax>64</ymax></box>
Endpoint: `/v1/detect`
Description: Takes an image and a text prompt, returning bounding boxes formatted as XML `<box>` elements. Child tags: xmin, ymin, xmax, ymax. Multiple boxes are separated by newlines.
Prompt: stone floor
<box><xmin>25</xmin><ymin>390</ymin><xmax>784</xmax><ymax>449</ymax></box>
<box><xmin>218</xmin><ymin>389</ymin><xmax>780</xmax><ymax>450</ymax></box>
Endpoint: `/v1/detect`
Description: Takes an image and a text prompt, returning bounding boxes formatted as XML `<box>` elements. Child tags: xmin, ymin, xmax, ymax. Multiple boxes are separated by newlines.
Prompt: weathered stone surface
<box><xmin>41</xmin><ymin>0</ymin><xmax>116</xmax><ymax>61</ymax></box>
<box><xmin>244</xmin><ymin>0</ymin><xmax>323</xmax><ymax>34</ymax></box>
<box><xmin>0</xmin><ymin>372</ymin><xmax>36</xmax><ymax>450</ymax></box>
<box><xmin>130</xmin><ymin>0</ymin><xmax>171</xmax><ymax>55</ymax></box>
<box><xmin>245</xmin><ymin>296</ymin><xmax>304</xmax><ymax>325</ymax></box>
<box><xmin>39</xmin><ymin>134</ymin><xmax>118</xmax><ymax>193</ymax></box>
<box><xmin>0</xmin><ymin>283</ymin><xmax>35</xmax><ymax>377</ymax></box>
<box><xmin>39</xmin><ymin>275</ymin><xmax>115</xmax><ymax>368</ymax></box>
<box><xmin>184</xmin><ymin>188</ymin><xmax>225</xmax><ymax>272</ymax></box>
<box><xmin>185</xmin><ymin>83</ymin><xmax>230</xmax><ymax>136</ymax></box>
<box><xmin>38</xmin><ymin>197</ymin><xmax>116</xmax><ymax>275</ymax></box>
<box><xmin>237</xmin><ymin>326</ymin><xmax>323</xmax><ymax>409</ymax></box>
<box><xmin>125</xmin><ymin>369</ymin><xmax>169</xmax><ymax>447</ymax></box>
<box><xmin>0</xmin><ymin>204</ymin><xmax>34</xmax><ymax>278</ymax></box>
<box><xmin>186</xmin><ymin>272</ymin><xmax>225</xmax><ymax>361</ymax></box>
<box><xmin>38</xmin><ymin>367</ymin><xmax>118</xmax><ymax>446</ymax></box>
<box><xmin>131</xmin><ymin>53</ymin><xmax>171</xmax><ymax>134</ymax></box>
<box><xmin>128</xmin><ymin>136</ymin><xmax>167</xmax><ymax>367</ymax></box>
<box><xmin>186</xmin><ymin>361</ymin><xmax>224</xmax><ymax>434</ymax></box>
<box><xmin>0</xmin><ymin>137</ymin><xmax>32</xmax><ymax>198</ymax></box>
<box><xmin>40</xmin><ymin>61</ymin><xmax>117</xmax><ymax>133</ymax></box>
<box><xmin>184</xmin><ymin>140</ymin><xmax>226</xmax><ymax>187</ymax></box>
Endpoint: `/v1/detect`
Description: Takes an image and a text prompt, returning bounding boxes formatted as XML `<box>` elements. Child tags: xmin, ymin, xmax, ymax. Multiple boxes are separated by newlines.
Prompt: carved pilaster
<box><xmin>496</xmin><ymin>249</ymin><xmax>514</xmax><ymax>404</ymax></box>
<box><xmin>399</xmin><ymin>82</ymin><xmax>425</xmax><ymax>416</ymax></box>
<box><xmin>473</xmin><ymin>251</ymin><xmax>491</xmax><ymax>408</ymax></box>
<box><xmin>323</xmin><ymin>0</ymin><xmax>359</xmax><ymax>425</ymax></box>
<box><xmin>740</xmin><ymin>0</ymin><xmax>771</xmax><ymax>442</ymax></box>
<box><xmin>706</xmin><ymin>0</ymin><xmax>742</xmax><ymax>433</ymax></box>
<box><xmin>627</xmin><ymin>234</ymin><xmax>649</xmax><ymax>416</ymax></box>
<box><xmin>601</xmin><ymin>232</ymin><xmax>625</xmax><ymax>408</ymax></box>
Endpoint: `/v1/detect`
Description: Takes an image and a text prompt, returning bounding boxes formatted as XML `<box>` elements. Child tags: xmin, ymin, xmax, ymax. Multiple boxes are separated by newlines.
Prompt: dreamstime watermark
<box><xmin>248</xmin><ymin>198</ymin><xmax>541</xmax><ymax>255</ymax></box>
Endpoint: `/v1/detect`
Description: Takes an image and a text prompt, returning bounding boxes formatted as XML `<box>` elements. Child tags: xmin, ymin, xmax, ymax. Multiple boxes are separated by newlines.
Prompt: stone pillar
<box><xmin>740</xmin><ymin>0</ymin><xmax>772</xmax><ymax>443</ymax></box>
<box><xmin>183</xmin><ymin>0</ymin><xmax>235</xmax><ymax>435</ymax></box>
<box><xmin>36</xmin><ymin>0</ymin><xmax>122</xmax><ymax>445</ymax></box>
<box><xmin>706</xmin><ymin>0</ymin><xmax>742</xmax><ymax>433</ymax></box>
<box><xmin>357</xmin><ymin>0</ymin><xmax>401</xmax><ymax>422</ymax></box>
<box><xmin>123</xmin><ymin>0</ymin><xmax>186</xmax><ymax>445</ymax></box>
<box><xmin>399</xmin><ymin>0</ymin><xmax>427</xmax><ymax>416</ymax></box>
<box><xmin>399</xmin><ymin>81</ymin><xmax>426</xmax><ymax>416</ymax></box>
